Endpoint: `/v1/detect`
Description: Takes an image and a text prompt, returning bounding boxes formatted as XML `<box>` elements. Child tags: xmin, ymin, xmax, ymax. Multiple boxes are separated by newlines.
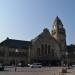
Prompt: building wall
<box><xmin>0</xmin><ymin>46</ymin><xmax>29</xmax><ymax>66</ymax></box>
<box><xmin>31</xmin><ymin>29</ymin><xmax>61</xmax><ymax>64</ymax></box>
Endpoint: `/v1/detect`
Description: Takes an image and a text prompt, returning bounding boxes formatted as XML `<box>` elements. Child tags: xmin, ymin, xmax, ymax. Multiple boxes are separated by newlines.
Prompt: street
<box><xmin>0</xmin><ymin>66</ymin><xmax>75</xmax><ymax>75</ymax></box>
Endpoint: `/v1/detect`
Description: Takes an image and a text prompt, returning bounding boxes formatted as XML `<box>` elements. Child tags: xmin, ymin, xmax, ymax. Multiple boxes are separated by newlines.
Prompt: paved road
<box><xmin>0</xmin><ymin>67</ymin><xmax>75</xmax><ymax>75</ymax></box>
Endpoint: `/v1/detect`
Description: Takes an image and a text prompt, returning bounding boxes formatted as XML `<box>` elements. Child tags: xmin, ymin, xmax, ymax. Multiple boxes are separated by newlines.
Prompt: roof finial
<box><xmin>6</xmin><ymin>37</ymin><xmax>9</xmax><ymax>40</ymax></box>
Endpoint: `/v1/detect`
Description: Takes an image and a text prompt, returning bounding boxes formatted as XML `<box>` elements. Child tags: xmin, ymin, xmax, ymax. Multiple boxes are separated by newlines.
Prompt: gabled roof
<box><xmin>31</xmin><ymin>28</ymin><xmax>58</xmax><ymax>44</ymax></box>
<box><xmin>0</xmin><ymin>38</ymin><xmax>31</xmax><ymax>49</ymax></box>
<box><xmin>31</xmin><ymin>28</ymin><xmax>51</xmax><ymax>42</ymax></box>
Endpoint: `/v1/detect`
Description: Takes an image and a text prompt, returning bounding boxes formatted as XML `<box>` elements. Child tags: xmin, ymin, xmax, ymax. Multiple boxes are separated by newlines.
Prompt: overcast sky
<box><xmin>0</xmin><ymin>0</ymin><xmax>75</xmax><ymax>45</ymax></box>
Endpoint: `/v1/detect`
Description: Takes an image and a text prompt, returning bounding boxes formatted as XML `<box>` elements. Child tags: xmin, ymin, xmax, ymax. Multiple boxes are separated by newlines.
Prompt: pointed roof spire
<box><xmin>53</xmin><ymin>16</ymin><xmax>63</xmax><ymax>26</ymax></box>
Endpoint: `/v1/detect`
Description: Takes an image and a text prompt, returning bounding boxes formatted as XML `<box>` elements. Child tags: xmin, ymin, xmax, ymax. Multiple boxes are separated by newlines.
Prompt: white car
<box><xmin>72</xmin><ymin>65</ymin><xmax>75</xmax><ymax>67</ymax></box>
<box><xmin>28</xmin><ymin>63</ymin><xmax>42</xmax><ymax>68</ymax></box>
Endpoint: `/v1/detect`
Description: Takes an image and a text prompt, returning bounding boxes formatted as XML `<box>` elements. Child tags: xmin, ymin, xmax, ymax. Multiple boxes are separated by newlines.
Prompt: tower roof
<box><xmin>53</xmin><ymin>16</ymin><xmax>63</xmax><ymax>26</ymax></box>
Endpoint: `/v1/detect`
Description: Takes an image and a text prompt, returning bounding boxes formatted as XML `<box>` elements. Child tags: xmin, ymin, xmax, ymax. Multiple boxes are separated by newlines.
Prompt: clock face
<box><xmin>54</xmin><ymin>25</ymin><xmax>56</xmax><ymax>29</ymax></box>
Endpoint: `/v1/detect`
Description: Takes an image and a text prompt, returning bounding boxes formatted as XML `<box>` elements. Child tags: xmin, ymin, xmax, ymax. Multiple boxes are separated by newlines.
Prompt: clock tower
<box><xmin>51</xmin><ymin>16</ymin><xmax>67</xmax><ymax>57</ymax></box>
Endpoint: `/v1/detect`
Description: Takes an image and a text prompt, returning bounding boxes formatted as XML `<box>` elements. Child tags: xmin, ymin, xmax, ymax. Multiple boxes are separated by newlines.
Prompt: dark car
<box><xmin>0</xmin><ymin>64</ymin><xmax>4</xmax><ymax>71</ymax></box>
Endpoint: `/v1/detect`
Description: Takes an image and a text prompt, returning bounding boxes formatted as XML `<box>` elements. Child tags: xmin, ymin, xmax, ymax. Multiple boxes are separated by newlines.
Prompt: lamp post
<box><xmin>15</xmin><ymin>49</ymin><xmax>18</xmax><ymax>72</ymax></box>
<box><xmin>65</xmin><ymin>51</ymin><xmax>68</xmax><ymax>68</ymax></box>
<box><xmin>28</xmin><ymin>46</ymin><xmax>31</xmax><ymax>64</ymax></box>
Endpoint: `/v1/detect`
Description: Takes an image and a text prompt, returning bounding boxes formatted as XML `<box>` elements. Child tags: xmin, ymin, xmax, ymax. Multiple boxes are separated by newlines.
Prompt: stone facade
<box><xmin>0</xmin><ymin>16</ymin><xmax>69</xmax><ymax>66</ymax></box>
<box><xmin>31</xmin><ymin>28</ymin><xmax>61</xmax><ymax>65</ymax></box>
<box><xmin>0</xmin><ymin>39</ymin><xmax>31</xmax><ymax>66</ymax></box>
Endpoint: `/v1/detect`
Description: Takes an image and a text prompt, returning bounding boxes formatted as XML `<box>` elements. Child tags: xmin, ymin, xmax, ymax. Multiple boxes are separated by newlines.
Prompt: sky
<box><xmin>0</xmin><ymin>0</ymin><xmax>75</xmax><ymax>45</ymax></box>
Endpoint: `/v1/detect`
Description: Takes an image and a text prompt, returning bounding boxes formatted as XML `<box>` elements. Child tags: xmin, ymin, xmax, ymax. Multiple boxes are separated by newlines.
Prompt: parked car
<box><xmin>0</xmin><ymin>64</ymin><xmax>4</xmax><ymax>71</ymax></box>
<box><xmin>72</xmin><ymin>65</ymin><xmax>75</xmax><ymax>67</ymax></box>
<box><xmin>17</xmin><ymin>63</ymin><xmax>22</xmax><ymax>67</ymax></box>
<box><xmin>28</xmin><ymin>63</ymin><xmax>42</xmax><ymax>68</ymax></box>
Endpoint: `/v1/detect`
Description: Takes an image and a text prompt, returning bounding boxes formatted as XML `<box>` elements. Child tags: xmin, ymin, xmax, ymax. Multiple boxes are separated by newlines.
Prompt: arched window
<box><xmin>48</xmin><ymin>45</ymin><xmax>50</xmax><ymax>55</ymax></box>
<box><xmin>37</xmin><ymin>48</ymin><xmax>40</xmax><ymax>56</ymax></box>
<box><xmin>52</xmin><ymin>49</ymin><xmax>54</xmax><ymax>56</ymax></box>
<box><xmin>45</xmin><ymin>44</ymin><xmax>47</xmax><ymax>55</ymax></box>
<box><xmin>41</xmin><ymin>44</ymin><xmax>44</xmax><ymax>56</ymax></box>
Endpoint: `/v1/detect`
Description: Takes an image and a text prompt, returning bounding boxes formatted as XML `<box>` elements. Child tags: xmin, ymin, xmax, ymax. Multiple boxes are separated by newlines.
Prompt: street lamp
<box><xmin>28</xmin><ymin>46</ymin><xmax>31</xmax><ymax>64</ymax></box>
<box><xmin>15</xmin><ymin>49</ymin><xmax>19</xmax><ymax>72</ymax></box>
<box><xmin>65</xmin><ymin>51</ymin><xmax>68</xmax><ymax>68</ymax></box>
